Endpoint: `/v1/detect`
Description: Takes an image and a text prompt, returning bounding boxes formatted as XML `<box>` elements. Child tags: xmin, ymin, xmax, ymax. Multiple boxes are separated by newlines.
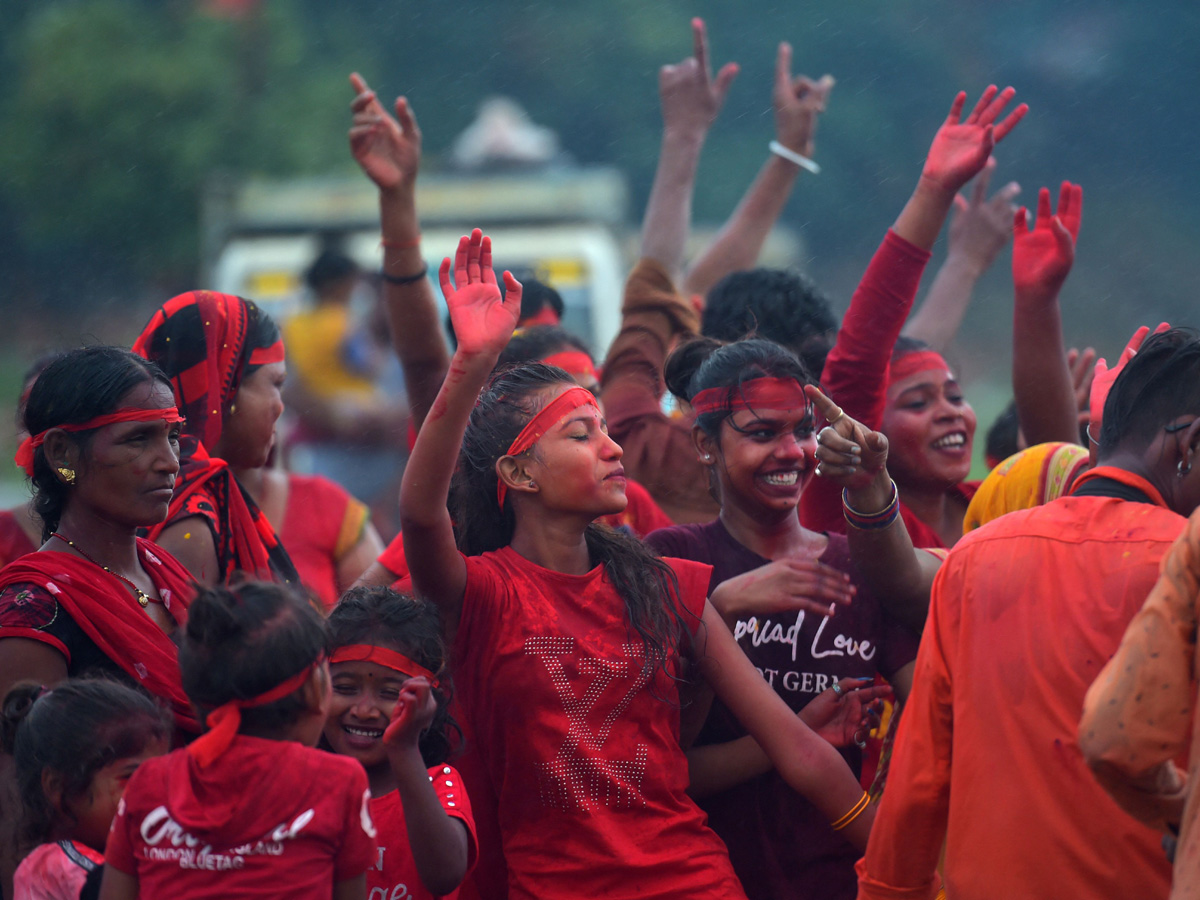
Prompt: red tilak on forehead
<box><xmin>497</xmin><ymin>386</ymin><xmax>599</xmax><ymax>508</ymax></box>
<box><xmin>887</xmin><ymin>351</ymin><xmax>951</xmax><ymax>389</ymax></box>
<box><xmin>691</xmin><ymin>377</ymin><xmax>811</xmax><ymax>419</ymax></box>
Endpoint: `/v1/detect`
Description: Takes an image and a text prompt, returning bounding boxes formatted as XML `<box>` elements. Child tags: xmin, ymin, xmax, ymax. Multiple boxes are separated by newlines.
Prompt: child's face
<box><xmin>324</xmin><ymin>660</ymin><xmax>409</xmax><ymax>772</ymax></box>
<box><xmin>66</xmin><ymin>736</ymin><xmax>169</xmax><ymax>853</ymax></box>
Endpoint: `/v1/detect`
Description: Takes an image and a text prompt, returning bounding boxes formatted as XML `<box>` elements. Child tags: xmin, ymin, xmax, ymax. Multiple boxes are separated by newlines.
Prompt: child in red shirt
<box><xmin>3</xmin><ymin>679</ymin><xmax>170</xmax><ymax>900</ymax></box>
<box><xmin>324</xmin><ymin>586</ymin><xmax>477</xmax><ymax>900</ymax></box>
<box><xmin>397</xmin><ymin>229</ymin><xmax>877</xmax><ymax>900</ymax></box>
<box><xmin>100</xmin><ymin>582</ymin><xmax>377</xmax><ymax>900</ymax></box>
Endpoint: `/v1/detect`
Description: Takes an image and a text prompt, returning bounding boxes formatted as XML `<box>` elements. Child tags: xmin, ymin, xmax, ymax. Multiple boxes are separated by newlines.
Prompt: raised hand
<box><xmin>438</xmin><ymin>229</ymin><xmax>522</xmax><ymax>357</ymax></box>
<box><xmin>383</xmin><ymin>677</ymin><xmax>438</xmax><ymax>752</ymax></box>
<box><xmin>948</xmin><ymin>159</ymin><xmax>1020</xmax><ymax>274</ymax></box>
<box><xmin>799</xmin><ymin>678</ymin><xmax>892</xmax><ymax>748</ymax></box>
<box><xmin>922</xmin><ymin>86</ymin><xmax>1027</xmax><ymax>195</ymax></box>
<box><xmin>773</xmin><ymin>42</ymin><xmax>834</xmax><ymax>158</ymax></box>
<box><xmin>712</xmin><ymin>557</ymin><xmax>855</xmax><ymax>620</ymax></box>
<box><xmin>1013</xmin><ymin>182</ymin><xmax>1083</xmax><ymax>303</ymax></box>
<box><xmin>1089</xmin><ymin>322</ymin><xmax>1171</xmax><ymax>436</ymax></box>
<box><xmin>349</xmin><ymin>72</ymin><xmax>422</xmax><ymax>192</ymax></box>
<box><xmin>806</xmin><ymin>384</ymin><xmax>889</xmax><ymax>491</ymax></box>
<box><xmin>659</xmin><ymin>17</ymin><xmax>739</xmax><ymax>137</ymax></box>
<box><xmin>1067</xmin><ymin>347</ymin><xmax>1098</xmax><ymax>427</ymax></box>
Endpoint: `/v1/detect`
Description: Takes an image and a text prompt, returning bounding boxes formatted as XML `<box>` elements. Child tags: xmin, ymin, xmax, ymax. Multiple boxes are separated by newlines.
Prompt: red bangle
<box><xmin>382</xmin><ymin>234</ymin><xmax>421</xmax><ymax>250</ymax></box>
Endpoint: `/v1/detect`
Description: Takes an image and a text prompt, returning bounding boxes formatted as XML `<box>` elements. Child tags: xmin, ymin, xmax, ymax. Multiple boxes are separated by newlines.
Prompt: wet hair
<box><xmin>305</xmin><ymin>248</ymin><xmax>359</xmax><ymax>293</ymax></box>
<box><xmin>453</xmin><ymin>362</ymin><xmax>695</xmax><ymax>679</ymax></box>
<box><xmin>986</xmin><ymin>400</ymin><xmax>1020</xmax><ymax>467</ymax></box>
<box><xmin>22</xmin><ymin>346</ymin><xmax>174</xmax><ymax>540</ymax></box>
<box><xmin>665</xmin><ymin>337</ymin><xmax>813</xmax><ymax>437</ymax></box>
<box><xmin>179</xmin><ymin>581</ymin><xmax>327</xmax><ymax>736</ymax></box>
<box><xmin>1099</xmin><ymin>328</ymin><xmax>1200</xmax><ymax>457</ymax></box>
<box><xmin>703</xmin><ymin>268</ymin><xmax>836</xmax><ymax>378</ymax></box>
<box><xmin>328</xmin><ymin>586</ymin><xmax>461</xmax><ymax>766</ymax></box>
<box><xmin>498</xmin><ymin>325</ymin><xmax>591</xmax><ymax>369</ymax></box>
<box><xmin>890</xmin><ymin>335</ymin><xmax>933</xmax><ymax>363</ymax></box>
<box><xmin>1</xmin><ymin>679</ymin><xmax>169</xmax><ymax>849</ymax></box>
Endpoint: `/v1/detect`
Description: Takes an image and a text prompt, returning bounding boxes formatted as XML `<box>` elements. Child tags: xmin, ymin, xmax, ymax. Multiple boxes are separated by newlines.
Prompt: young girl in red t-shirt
<box><xmin>2</xmin><ymin>679</ymin><xmax>170</xmax><ymax>900</ymax></box>
<box><xmin>323</xmin><ymin>586</ymin><xmax>477</xmax><ymax>900</ymax></box>
<box><xmin>398</xmin><ymin>229</ymin><xmax>877</xmax><ymax>900</ymax></box>
<box><xmin>100</xmin><ymin>582</ymin><xmax>377</xmax><ymax>900</ymax></box>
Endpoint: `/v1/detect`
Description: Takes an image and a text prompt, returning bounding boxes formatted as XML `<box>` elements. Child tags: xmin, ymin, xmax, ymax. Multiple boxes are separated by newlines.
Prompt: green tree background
<box><xmin>0</xmin><ymin>0</ymin><xmax>1197</xmax><ymax>473</ymax></box>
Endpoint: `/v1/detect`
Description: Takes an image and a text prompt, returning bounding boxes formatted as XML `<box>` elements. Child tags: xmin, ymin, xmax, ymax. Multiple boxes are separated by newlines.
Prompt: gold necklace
<box><xmin>52</xmin><ymin>532</ymin><xmax>155</xmax><ymax>608</ymax></box>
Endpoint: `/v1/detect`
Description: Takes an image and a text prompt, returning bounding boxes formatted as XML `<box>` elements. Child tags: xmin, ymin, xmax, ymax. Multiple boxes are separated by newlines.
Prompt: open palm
<box><xmin>439</xmin><ymin>229</ymin><xmax>522</xmax><ymax>356</ymax></box>
<box><xmin>349</xmin><ymin>72</ymin><xmax>421</xmax><ymax>191</ymax></box>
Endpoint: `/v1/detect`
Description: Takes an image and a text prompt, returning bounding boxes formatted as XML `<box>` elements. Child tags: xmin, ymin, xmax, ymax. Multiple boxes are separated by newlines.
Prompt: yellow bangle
<box><xmin>830</xmin><ymin>791</ymin><xmax>871</xmax><ymax>831</ymax></box>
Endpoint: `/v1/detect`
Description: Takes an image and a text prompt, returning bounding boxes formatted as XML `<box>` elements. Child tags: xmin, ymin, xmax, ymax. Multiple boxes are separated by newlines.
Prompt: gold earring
<box><xmin>230</xmin><ymin>403</ymin><xmax>238</xmax><ymax>415</ymax></box>
<box><xmin>56</xmin><ymin>467</ymin><xmax>76</xmax><ymax>485</ymax></box>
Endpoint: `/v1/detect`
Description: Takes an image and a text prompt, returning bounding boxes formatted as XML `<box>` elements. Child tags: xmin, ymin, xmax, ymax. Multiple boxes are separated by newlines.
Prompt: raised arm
<box><xmin>1011</xmin><ymin>182</ymin><xmax>1085</xmax><ymax>447</ymax></box>
<box><xmin>640</xmin><ymin>18</ymin><xmax>737</xmax><ymax>280</ymax></box>
<box><xmin>399</xmin><ymin>230</ymin><xmax>522</xmax><ymax>621</ymax></box>
<box><xmin>683</xmin><ymin>42</ymin><xmax>833</xmax><ymax>297</ymax></box>
<box><xmin>903</xmin><ymin>160</ymin><xmax>1019</xmax><ymax>351</ymax></box>
<box><xmin>807</xmin><ymin>385</ymin><xmax>940</xmax><ymax>634</ymax></box>
<box><xmin>349</xmin><ymin>73</ymin><xmax>450</xmax><ymax>434</ymax></box>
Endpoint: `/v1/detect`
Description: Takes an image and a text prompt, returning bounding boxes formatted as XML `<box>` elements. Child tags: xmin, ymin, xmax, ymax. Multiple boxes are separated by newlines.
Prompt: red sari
<box><xmin>133</xmin><ymin>291</ymin><xmax>298</xmax><ymax>585</ymax></box>
<box><xmin>0</xmin><ymin>538</ymin><xmax>198</xmax><ymax>732</ymax></box>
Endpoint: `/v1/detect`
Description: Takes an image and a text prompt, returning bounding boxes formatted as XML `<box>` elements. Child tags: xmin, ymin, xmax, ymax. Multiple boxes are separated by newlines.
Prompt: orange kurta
<box><xmin>856</xmin><ymin>467</ymin><xmax>1183</xmax><ymax>900</ymax></box>
<box><xmin>1080</xmin><ymin>507</ymin><xmax>1200</xmax><ymax>899</ymax></box>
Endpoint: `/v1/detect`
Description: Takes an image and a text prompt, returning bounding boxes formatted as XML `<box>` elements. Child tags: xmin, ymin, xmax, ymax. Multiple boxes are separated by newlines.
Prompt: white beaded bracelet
<box><xmin>769</xmin><ymin>140</ymin><xmax>820</xmax><ymax>175</ymax></box>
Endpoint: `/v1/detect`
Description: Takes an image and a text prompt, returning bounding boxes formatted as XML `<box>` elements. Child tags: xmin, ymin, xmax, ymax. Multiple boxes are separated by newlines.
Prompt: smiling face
<box><xmin>214</xmin><ymin>361</ymin><xmax>286</xmax><ymax>469</ymax></box>
<box><xmin>880</xmin><ymin>365</ymin><xmax>977</xmax><ymax>490</ymax></box>
<box><xmin>516</xmin><ymin>387</ymin><xmax>627</xmax><ymax>518</ymax></box>
<box><xmin>706</xmin><ymin>404</ymin><xmax>818</xmax><ymax>519</ymax></box>
<box><xmin>65</xmin><ymin>380</ymin><xmax>183</xmax><ymax>529</ymax></box>
<box><xmin>323</xmin><ymin>657</ymin><xmax>408</xmax><ymax>784</ymax></box>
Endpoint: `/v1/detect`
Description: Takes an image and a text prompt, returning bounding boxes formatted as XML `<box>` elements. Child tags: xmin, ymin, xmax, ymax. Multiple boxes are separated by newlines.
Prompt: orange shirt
<box><xmin>856</xmin><ymin>467</ymin><xmax>1183</xmax><ymax>900</ymax></box>
<box><xmin>1081</xmin><ymin>507</ymin><xmax>1200</xmax><ymax>898</ymax></box>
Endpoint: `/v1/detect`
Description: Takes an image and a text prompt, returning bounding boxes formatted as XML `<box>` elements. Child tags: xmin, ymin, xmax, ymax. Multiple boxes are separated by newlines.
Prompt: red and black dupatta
<box><xmin>133</xmin><ymin>291</ymin><xmax>299</xmax><ymax>586</ymax></box>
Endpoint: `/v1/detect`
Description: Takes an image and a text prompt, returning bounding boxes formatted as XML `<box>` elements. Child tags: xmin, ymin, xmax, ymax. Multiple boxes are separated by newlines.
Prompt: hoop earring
<box><xmin>56</xmin><ymin>467</ymin><xmax>76</xmax><ymax>485</ymax></box>
<box><xmin>1179</xmin><ymin>458</ymin><xmax>1192</xmax><ymax>478</ymax></box>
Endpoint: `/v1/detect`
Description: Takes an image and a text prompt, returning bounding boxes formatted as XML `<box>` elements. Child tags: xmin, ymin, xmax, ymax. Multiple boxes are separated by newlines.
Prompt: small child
<box><xmin>99</xmin><ymin>581</ymin><xmax>377</xmax><ymax>899</ymax></box>
<box><xmin>325</xmin><ymin>586</ymin><xmax>476</xmax><ymax>900</ymax></box>
<box><xmin>1</xmin><ymin>679</ymin><xmax>170</xmax><ymax>900</ymax></box>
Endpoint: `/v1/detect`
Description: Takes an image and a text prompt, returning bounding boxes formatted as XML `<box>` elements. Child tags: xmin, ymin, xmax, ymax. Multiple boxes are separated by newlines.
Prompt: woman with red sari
<box><xmin>132</xmin><ymin>290</ymin><xmax>300</xmax><ymax>587</ymax></box>
<box><xmin>0</xmin><ymin>347</ymin><xmax>198</xmax><ymax>731</ymax></box>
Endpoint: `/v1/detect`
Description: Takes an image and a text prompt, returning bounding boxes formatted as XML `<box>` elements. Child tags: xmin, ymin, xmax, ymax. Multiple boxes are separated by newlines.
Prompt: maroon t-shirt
<box><xmin>646</xmin><ymin>520</ymin><xmax>918</xmax><ymax>900</ymax></box>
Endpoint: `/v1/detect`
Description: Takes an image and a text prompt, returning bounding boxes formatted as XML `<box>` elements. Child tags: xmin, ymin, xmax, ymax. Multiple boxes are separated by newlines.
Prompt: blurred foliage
<box><xmin>0</xmin><ymin>0</ymin><xmax>1198</xmax><ymax>351</ymax></box>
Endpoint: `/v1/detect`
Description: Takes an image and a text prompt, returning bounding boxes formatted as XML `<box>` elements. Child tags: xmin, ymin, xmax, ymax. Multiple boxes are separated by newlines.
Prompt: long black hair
<box><xmin>1</xmin><ymin>679</ymin><xmax>170</xmax><ymax>850</ymax></box>
<box><xmin>328</xmin><ymin>586</ymin><xmax>461</xmax><ymax>767</ymax></box>
<box><xmin>22</xmin><ymin>346</ymin><xmax>174</xmax><ymax>540</ymax></box>
<box><xmin>453</xmin><ymin>362</ymin><xmax>696</xmax><ymax>678</ymax></box>
<box><xmin>178</xmin><ymin>581</ymin><xmax>327</xmax><ymax>735</ymax></box>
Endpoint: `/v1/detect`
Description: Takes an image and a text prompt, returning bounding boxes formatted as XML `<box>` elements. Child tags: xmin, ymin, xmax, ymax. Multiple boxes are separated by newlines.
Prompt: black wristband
<box><xmin>381</xmin><ymin>263</ymin><xmax>428</xmax><ymax>285</ymax></box>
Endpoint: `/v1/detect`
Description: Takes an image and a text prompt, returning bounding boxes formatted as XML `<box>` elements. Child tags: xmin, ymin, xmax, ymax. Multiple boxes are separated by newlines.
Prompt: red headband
<box><xmin>248</xmin><ymin>339</ymin><xmax>285</xmax><ymax>367</ymax></box>
<box><xmin>497</xmin><ymin>386</ymin><xmax>599</xmax><ymax>508</ymax></box>
<box><xmin>691</xmin><ymin>377</ymin><xmax>810</xmax><ymax>419</ymax></box>
<box><xmin>187</xmin><ymin>656</ymin><xmax>323</xmax><ymax>768</ymax></box>
<box><xmin>331</xmin><ymin>644</ymin><xmax>439</xmax><ymax>686</ymax></box>
<box><xmin>15</xmin><ymin>407</ymin><xmax>186</xmax><ymax>477</ymax></box>
<box><xmin>887</xmin><ymin>351</ymin><xmax>950</xmax><ymax>389</ymax></box>
<box><xmin>519</xmin><ymin>307</ymin><xmax>561</xmax><ymax>328</ymax></box>
<box><xmin>542</xmin><ymin>351</ymin><xmax>597</xmax><ymax>380</ymax></box>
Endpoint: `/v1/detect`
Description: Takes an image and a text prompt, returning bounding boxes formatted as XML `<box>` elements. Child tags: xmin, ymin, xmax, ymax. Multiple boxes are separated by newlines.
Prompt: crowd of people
<box><xmin>0</xmin><ymin>18</ymin><xmax>1196</xmax><ymax>900</ymax></box>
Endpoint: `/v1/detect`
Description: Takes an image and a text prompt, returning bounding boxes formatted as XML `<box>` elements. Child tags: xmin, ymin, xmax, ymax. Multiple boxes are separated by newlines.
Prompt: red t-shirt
<box><xmin>105</xmin><ymin>736</ymin><xmax>376</xmax><ymax>897</ymax></box>
<box><xmin>13</xmin><ymin>840</ymin><xmax>103</xmax><ymax>900</ymax></box>
<box><xmin>281</xmin><ymin>473</ymin><xmax>368</xmax><ymax>609</ymax></box>
<box><xmin>453</xmin><ymin>546</ymin><xmax>745</xmax><ymax>900</ymax></box>
<box><xmin>367</xmin><ymin>764</ymin><xmax>478</xmax><ymax>900</ymax></box>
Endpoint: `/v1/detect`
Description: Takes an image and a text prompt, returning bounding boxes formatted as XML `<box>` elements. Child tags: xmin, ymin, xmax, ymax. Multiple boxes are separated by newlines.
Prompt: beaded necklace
<box><xmin>51</xmin><ymin>532</ymin><xmax>156</xmax><ymax>608</ymax></box>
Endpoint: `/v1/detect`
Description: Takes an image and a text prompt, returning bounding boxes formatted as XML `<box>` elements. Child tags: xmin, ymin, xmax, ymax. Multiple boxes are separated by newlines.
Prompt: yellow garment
<box><xmin>282</xmin><ymin>305</ymin><xmax>375</xmax><ymax>399</ymax></box>
<box><xmin>962</xmin><ymin>441</ymin><xmax>1089</xmax><ymax>534</ymax></box>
